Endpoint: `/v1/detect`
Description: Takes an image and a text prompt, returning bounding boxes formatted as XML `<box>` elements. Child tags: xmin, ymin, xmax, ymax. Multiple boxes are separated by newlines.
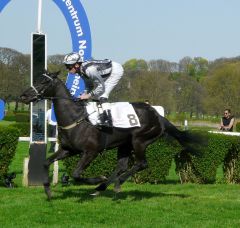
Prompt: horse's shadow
<box><xmin>51</xmin><ymin>186</ymin><xmax>190</xmax><ymax>203</ymax></box>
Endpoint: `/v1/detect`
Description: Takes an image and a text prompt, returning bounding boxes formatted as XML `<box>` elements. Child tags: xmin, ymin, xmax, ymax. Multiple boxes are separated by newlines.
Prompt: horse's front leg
<box><xmin>72</xmin><ymin>150</ymin><xmax>102</xmax><ymax>184</ymax></box>
<box><xmin>43</xmin><ymin>147</ymin><xmax>71</xmax><ymax>200</ymax></box>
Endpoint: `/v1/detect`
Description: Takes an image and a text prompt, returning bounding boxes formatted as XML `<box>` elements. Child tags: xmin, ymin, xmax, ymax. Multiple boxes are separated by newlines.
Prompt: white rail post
<box><xmin>37</xmin><ymin>0</ymin><xmax>42</xmax><ymax>33</ymax></box>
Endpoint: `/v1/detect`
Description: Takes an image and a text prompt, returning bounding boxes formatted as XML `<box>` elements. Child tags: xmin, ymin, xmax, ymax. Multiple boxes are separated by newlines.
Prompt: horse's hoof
<box><xmin>114</xmin><ymin>185</ymin><xmax>122</xmax><ymax>193</ymax></box>
<box><xmin>90</xmin><ymin>191</ymin><xmax>100</xmax><ymax>196</ymax></box>
<box><xmin>100</xmin><ymin>175</ymin><xmax>108</xmax><ymax>181</ymax></box>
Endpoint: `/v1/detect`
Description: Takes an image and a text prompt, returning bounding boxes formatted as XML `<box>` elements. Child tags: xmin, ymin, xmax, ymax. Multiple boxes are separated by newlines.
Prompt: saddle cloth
<box><xmin>86</xmin><ymin>102</ymin><xmax>141</xmax><ymax>128</ymax></box>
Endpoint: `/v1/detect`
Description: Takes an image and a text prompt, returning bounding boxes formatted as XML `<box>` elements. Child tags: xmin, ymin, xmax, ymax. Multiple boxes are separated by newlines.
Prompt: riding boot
<box><xmin>99</xmin><ymin>109</ymin><xmax>112</xmax><ymax>127</ymax></box>
<box><xmin>106</xmin><ymin>109</ymin><xmax>113</xmax><ymax>127</ymax></box>
<box><xmin>102</xmin><ymin>109</ymin><xmax>113</xmax><ymax>127</ymax></box>
<box><xmin>98</xmin><ymin>98</ymin><xmax>113</xmax><ymax>127</ymax></box>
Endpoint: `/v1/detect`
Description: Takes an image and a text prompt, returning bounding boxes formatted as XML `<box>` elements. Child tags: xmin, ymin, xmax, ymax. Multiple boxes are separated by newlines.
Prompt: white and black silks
<box><xmin>80</xmin><ymin>59</ymin><xmax>124</xmax><ymax>100</ymax></box>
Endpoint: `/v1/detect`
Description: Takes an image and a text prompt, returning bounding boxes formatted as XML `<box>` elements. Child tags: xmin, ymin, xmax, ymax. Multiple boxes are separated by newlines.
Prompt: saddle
<box><xmin>86</xmin><ymin>102</ymin><xmax>141</xmax><ymax>128</ymax></box>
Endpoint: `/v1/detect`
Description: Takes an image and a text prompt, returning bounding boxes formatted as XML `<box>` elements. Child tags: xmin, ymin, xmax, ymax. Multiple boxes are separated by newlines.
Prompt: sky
<box><xmin>0</xmin><ymin>0</ymin><xmax>240</xmax><ymax>64</ymax></box>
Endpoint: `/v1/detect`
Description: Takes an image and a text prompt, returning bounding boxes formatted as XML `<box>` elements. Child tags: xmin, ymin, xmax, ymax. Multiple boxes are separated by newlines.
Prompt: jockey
<box><xmin>63</xmin><ymin>52</ymin><xmax>124</xmax><ymax>127</ymax></box>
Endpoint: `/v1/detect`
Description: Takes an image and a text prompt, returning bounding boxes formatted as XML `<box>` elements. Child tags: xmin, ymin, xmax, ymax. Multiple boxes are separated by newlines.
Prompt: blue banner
<box><xmin>52</xmin><ymin>0</ymin><xmax>92</xmax><ymax>121</ymax></box>
<box><xmin>53</xmin><ymin>0</ymin><xmax>92</xmax><ymax>96</ymax></box>
<box><xmin>53</xmin><ymin>0</ymin><xmax>92</xmax><ymax>61</ymax></box>
<box><xmin>66</xmin><ymin>72</ymin><xmax>86</xmax><ymax>97</ymax></box>
<box><xmin>0</xmin><ymin>99</ymin><xmax>5</xmax><ymax>120</ymax></box>
<box><xmin>0</xmin><ymin>0</ymin><xmax>10</xmax><ymax>13</ymax></box>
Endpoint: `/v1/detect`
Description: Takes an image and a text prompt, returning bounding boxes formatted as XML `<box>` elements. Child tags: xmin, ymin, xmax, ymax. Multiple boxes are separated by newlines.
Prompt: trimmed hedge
<box><xmin>175</xmin><ymin>133</ymin><xmax>230</xmax><ymax>183</ymax></box>
<box><xmin>133</xmin><ymin>137</ymin><xmax>182</xmax><ymax>183</ymax></box>
<box><xmin>223</xmin><ymin>138</ymin><xmax>240</xmax><ymax>183</ymax></box>
<box><xmin>15</xmin><ymin>112</ymin><xmax>29</xmax><ymax>122</ymax></box>
<box><xmin>3</xmin><ymin>111</ymin><xmax>30</xmax><ymax>122</ymax></box>
<box><xmin>63</xmin><ymin>136</ymin><xmax>182</xmax><ymax>184</ymax></box>
<box><xmin>0</xmin><ymin>126</ymin><xmax>19</xmax><ymax>184</ymax></box>
<box><xmin>3</xmin><ymin>111</ymin><xmax>16</xmax><ymax>122</ymax></box>
<box><xmin>9</xmin><ymin>122</ymin><xmax>30</xmax><ymax>137</ymax></box>
<box><xmin>62</xmin><ymin>131</ymin><xmax>240</xmax><ymax>185</ymax></box>
<box><xmin>63</xmin><ymin>150</ymin><xmax>117</xmax><ymax>180</ymax></box>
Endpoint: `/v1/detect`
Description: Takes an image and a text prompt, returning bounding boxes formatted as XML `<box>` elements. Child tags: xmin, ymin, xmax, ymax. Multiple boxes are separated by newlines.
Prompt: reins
<box><xmin>58</xmin><ymin>117</ymin><xmax>86</xmax><ymax>130</ymax></box>
<box><xmin>43</xmin><ymin>95</ymin><xmax>94</xmax><ymax>130</ymax></box>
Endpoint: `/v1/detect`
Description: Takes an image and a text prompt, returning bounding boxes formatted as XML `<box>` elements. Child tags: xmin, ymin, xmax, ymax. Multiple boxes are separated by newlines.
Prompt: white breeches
<box><xmin>99</xmin><ymin>61</ymin><xmax>124</xmax><ymax>99</ymax></box>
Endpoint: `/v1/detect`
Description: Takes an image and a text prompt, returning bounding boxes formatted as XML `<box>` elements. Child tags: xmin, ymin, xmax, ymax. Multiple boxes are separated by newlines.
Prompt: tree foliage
<box><xmin>1</xmin><ymin>46</ymin><xmax>240</xmax><ymax>117</ymax></box>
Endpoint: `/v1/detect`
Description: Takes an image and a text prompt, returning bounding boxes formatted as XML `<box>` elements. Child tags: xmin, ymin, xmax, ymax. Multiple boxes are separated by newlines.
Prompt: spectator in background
<box><xmin>219</xmin><ymin>109</ymin><xmax>235</xmax><ymax>132</ymax></box>
<box><xmin>46</xmin><ymin>109</ymin><xmax>57</xmax><ymax>152</ymax></box>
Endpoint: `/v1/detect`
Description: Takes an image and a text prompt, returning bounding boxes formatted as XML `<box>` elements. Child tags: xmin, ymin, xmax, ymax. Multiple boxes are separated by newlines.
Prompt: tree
<box><xmin>123</xmin><ymin>59</ymin><xmax>148</xmax><ymax>72</ymax></box>
<box><xmin>148</xmin><ymin>59</ymin><xmax>178</xmax><ymax>73</ymax></box>
<box><xmin>179</xmin><ymin>56</ymin><xmax>208</xmax><ymax>80</ymax></box>
<box><xmin>203</xmin><ymin>62</ymin><xmax>240</xmax><ymax>116</ymax></box>
<box><xmin>0</xmin><ymin>48</ymin><xmax>30</xmax><ymax>110</ymax></box>
<box><xmin>113</xmin><ymin>70</ymin><xmax>176</xmax><ymax>113</ymax></box>
<box><xmin>175</xmin><ymin>75</ymin><xmax>204</xmax><ymax>117</ymax></box>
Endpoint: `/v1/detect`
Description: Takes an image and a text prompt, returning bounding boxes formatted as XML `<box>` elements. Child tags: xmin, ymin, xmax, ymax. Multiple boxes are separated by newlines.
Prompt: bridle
<box><xmin>30</xmin><ymin>73</ymin><xmax>83</xmax><ymax>102</ymax></box>
<box><xmin>30</xmin><ymin>73</ymin><xmax>54</xmax><ymax>101</ymax></box>
<box><xmin>29</xmin><ymin>73</ymin><xmax>94</xmax><ymax>130</ymax></box>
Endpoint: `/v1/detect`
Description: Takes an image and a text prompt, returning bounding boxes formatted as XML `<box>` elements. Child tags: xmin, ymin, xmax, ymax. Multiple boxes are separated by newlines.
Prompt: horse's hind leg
<box><xmin>117</xmin><ymin>140</ymin><xmax>148</xmax><ymax>186</ymax></box>
<box><xmin>94</xmin><ymin>144</ymin><xmax>132</xmax><ymax>192</ymax></box>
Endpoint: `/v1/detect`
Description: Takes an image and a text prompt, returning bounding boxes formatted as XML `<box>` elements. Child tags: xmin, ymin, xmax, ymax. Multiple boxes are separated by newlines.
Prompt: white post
<box><xmin>22</xmin><ymin>157</ymin><xmax>29</xmax><ymax>187</ymax></box>
<box><xmin>184</xmin><ymin>119</ymin><xmax>188</xmax><ymax>130</ymax></box>
<box><xmin>37</xmin><ymin>0</ymin><xmax>42</xmax><ymax>33</ymax></box>
<box><xmin>52</xmin><ymin>129</ymin><xmax>59</xmax><ymax>185</ymax></box>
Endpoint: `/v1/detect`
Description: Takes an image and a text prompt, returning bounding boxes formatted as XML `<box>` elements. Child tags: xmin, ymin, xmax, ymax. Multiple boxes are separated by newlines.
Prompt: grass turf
<box><xmin>0</xmin><ymin>142</ymin><xmax>240</xmax><ymax>227</ymax></box>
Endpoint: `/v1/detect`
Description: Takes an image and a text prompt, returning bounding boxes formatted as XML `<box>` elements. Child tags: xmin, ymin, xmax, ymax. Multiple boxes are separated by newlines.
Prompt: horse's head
<box><xmin>20</xmin><ymin>71</ymin><xmax>60</xmax><ymax>104</ymax></box>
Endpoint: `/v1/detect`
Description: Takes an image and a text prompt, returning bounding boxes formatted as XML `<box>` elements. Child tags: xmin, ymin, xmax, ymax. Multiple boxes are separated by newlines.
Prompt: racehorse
<box><xmin>20</xmin><ymin>71</ymin><xmax>202</xmax><ymax>200</ymax></box>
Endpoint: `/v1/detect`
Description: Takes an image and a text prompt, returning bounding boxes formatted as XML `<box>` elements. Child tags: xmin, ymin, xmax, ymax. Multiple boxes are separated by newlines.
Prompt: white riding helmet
<box><xmin>63</xmin><ymin>52</ymin><xmax>82</xmax><ymax>65</ymax></box>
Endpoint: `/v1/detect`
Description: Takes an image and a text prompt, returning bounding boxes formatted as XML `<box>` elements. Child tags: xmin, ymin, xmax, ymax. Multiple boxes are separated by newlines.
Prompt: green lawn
<box><xmin>0</xmin><ymin>142</ymin><xmax>240</xmax><ymax>227</ymax></box>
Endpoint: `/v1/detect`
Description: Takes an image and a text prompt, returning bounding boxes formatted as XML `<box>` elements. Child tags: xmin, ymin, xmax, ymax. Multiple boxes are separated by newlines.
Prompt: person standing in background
<box><xmin>219</xmin><ymin>109</ymin><xmax>235</xmax><ymax>132</ymax></box>
<box><xmin>46</xmin><ymin>109</ymin><xmax>57</xmax><ymax>152</ymax></box>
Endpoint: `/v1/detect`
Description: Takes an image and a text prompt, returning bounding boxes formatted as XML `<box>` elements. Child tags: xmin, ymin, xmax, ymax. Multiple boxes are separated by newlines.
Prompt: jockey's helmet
<box><xmin>63</xmin><ymin>52</ymin><xmax>82</xmax><ymax>65</ymax></box>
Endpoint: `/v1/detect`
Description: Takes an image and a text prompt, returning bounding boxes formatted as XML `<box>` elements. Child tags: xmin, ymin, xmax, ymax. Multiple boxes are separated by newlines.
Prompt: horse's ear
<box><xmin>53</xmin><ymin>71</ymin><xmax>61</xmax><ymax>78</ymax></box>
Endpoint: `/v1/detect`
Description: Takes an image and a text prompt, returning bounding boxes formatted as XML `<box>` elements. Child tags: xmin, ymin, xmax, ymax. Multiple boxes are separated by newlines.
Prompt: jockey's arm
<box><xmin>85</xmin><ymin>66</ymin><xmax>105</xmax><ymax>99</ymax></box>
<box><xmin>228</xmin><ymin>118</ymin><xmax>235</xmax><ymax>130</ymax></box>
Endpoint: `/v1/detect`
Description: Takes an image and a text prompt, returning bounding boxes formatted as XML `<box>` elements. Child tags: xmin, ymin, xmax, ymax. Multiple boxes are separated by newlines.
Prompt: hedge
<box><xmin>15</xmin><ymin>112</ymin><xmax>29</xmax><ymax>122</ymax></box>
<box><xmin>0</xmin><ymin>126</ymin><xmax>19</xmax><ymax>184</ymax></box>
<box><xmin>3</xmin><ymin>111</ymin><xmax>16</xmax><ymax>122</ymax></box>
<box><xmin>62</xmin><ymin>131</ymin><xmax>240</xmax><ymax>185</ymax></box>
<box><xmin>133</xmin><ymin>137</ymin><xmax>182</xmax><ymax>183</ymax></box>
<box><xmin>175</xmin><ymin>132</ymin><xmax>240</xmax><ymax>184</ymax></box>
<box><xmin>3</xmin><ymin>111</ymin><xmax>30</xmax><ymax>122</ymax></box>
<box><xmin>63</xmin><ymin>150</ymin><xmax>117</xmax><ymax>179</ymax></box>
<box><xmin>9</xmin><ymin>122</ymin><xmax>30</xmax><ymax>137</ymax></box>
<box><xmin>223</xmin><ymin>137</ymin><xmax>240</xmax><ymax>183</ymax></box>
<box><xmin>175</xmin><ymin>133</ymin><xmax>231</xmax><ymax>184</ymax></box>
<box><xmin>63</xmin><ymin>136</ymin><xmax>182</xmax><ymax>184</ymax></box>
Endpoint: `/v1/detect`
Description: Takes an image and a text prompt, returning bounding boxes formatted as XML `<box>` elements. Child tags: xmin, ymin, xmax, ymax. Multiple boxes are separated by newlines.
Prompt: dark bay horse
<box><xmin>20</xmin><ymin>71</ymin><xmax>201</xmax><ymax>199</ymax></box>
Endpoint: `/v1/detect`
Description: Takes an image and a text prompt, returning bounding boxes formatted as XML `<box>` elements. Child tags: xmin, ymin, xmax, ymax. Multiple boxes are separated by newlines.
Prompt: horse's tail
<box><xmin>159</xmin><ymin>115</ymin><xmax>204</xmax><ymax>156</ymax></box>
